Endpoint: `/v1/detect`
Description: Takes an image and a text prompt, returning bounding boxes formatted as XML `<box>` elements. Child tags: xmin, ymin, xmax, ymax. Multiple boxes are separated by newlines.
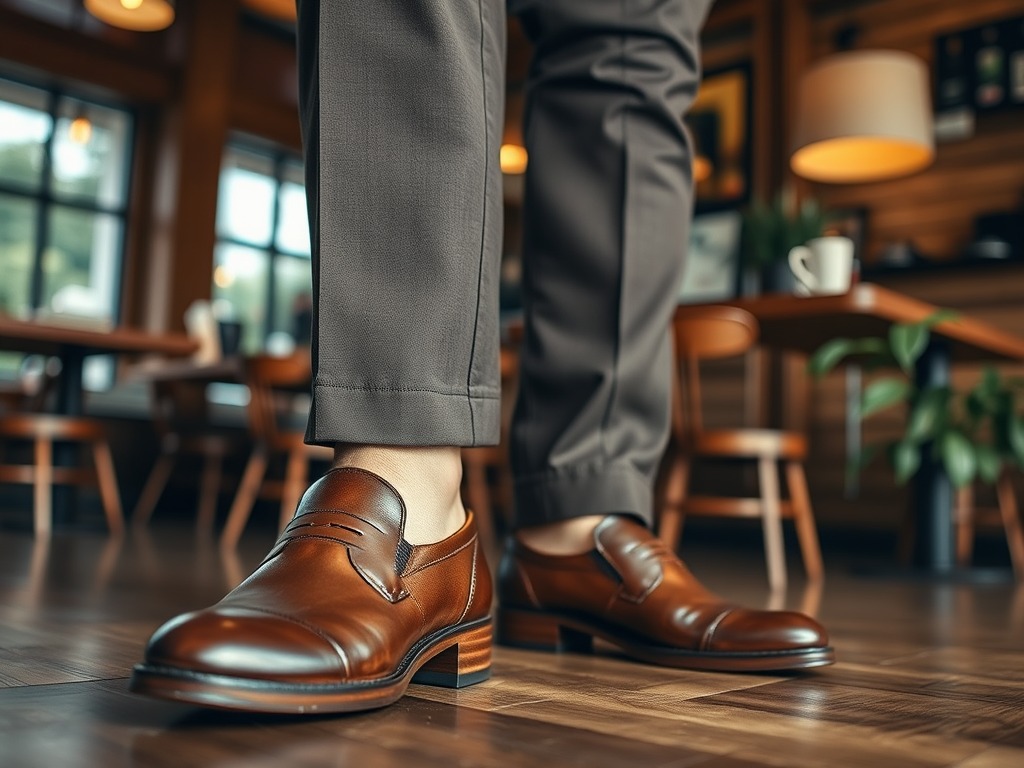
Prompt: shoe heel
<box><xmin>497</xmin><ymin>608</ymin><xmax>593</xmax><ymax>654</ymax></box>
<box><xmin>412</xmin><ymin>622</ymin><xmax>492</xmax><ymax>689</ymax></box>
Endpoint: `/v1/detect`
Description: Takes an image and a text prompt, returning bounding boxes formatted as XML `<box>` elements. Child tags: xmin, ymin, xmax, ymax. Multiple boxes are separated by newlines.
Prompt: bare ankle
<box><xmin>332</xmin><ymin>445</ymin><xmax>465</xmax><ymax>545</ymax></box>
<box><xmin>516</xmin><ymin>515</ymin><xmax>608</xmax><ymax>556</ymax></box>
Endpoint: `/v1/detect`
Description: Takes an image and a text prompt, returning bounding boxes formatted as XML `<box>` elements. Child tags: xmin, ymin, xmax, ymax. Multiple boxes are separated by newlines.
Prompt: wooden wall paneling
<box><xmin>229</xmin><ymin>23</ymin><xmax>301</xmax><ymax>150</ymax></box>
<box><xmin>0</xmin><ymin>5</ymin><xmax>173</xmax><ymax>102</ymax></box>
<box><xmin>144</xmin><ymin>0</ymin><xmax>242</xmax><ymax>334</ymax></box>
<box><xmin>228</xmin><ymin>97</ymin><xmax>302</xmax><ymax>151</ymax></box>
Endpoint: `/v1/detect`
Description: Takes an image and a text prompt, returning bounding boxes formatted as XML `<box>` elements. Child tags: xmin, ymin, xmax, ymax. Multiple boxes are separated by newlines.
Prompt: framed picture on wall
<box><xmin>686</xmin><ymin>62</ymin><xmax>753</xmax><ymax>213</ymax></box>
<box><xmin>678</xmin><ymin>211</ymin><xmax>743</xmax><ymax>304</ymax></box>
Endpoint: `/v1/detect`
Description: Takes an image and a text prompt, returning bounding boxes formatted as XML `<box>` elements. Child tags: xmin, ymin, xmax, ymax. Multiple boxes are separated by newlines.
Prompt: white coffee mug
<box><xmin>788</xmin><ymin>236</ymin><xmax>855</xmax><ymax>295</ymax></box>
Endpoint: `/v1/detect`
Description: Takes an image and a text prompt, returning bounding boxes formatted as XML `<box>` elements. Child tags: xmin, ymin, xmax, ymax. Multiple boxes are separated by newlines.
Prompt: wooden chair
<box><xmin>460</xmin><ymin>344</ymin><xmax>519</xmax><ymax>556</ymax></box>
<box><xmin>658</xmin><ymin>305</ymin><xmax>824</xmax><ymax>591</ymax></box>
<box><xmin>132</xmin><ymin>378</ymin><xmax>247</xmax><ymax>534</ymax></box>
<box><xmin>954</xmin><ymin>472</ymin><xmax>1024</xmax><ymax>580</ymax></box>
<box><xmin>219</xmin><ymin>351</ymin><xmax>332</xmax><ymax>549</ymax></box>
<box><xmin>0</xmin><ymin>413</ymin><xmax>123</xmax><ymax>537</ymax></box>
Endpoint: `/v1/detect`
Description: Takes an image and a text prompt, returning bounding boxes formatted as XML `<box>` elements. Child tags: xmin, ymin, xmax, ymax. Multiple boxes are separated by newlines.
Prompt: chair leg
<box><xmin>996</xmin><ymin>473</ymin><xmax>1024</xmax><ymax>581</ymax></box>
<box><xmin>786</xmin><ymin>462</ymin><xmax>824</xmax><ymax>582</ymax></box>
<box><xmin>955</xmin><ymin>485</ymin><xmax>975</xmax><ymax>568</ymax></box>
<box><xmin>758</xmin><ymin>457</ymin><xmax>787</xmax><ymax>592</ymax></box>
<box><xmin>658</xmin><ymin>455</ymin><xmax>690</xmax><ymax>551</ymax></box>
<box><xmin>33</xmin><ymin>437</ymin><xmax>53</xmax><ymax>538</ymax></box>
<box><xmin>461</xmin><ymin>450</ymin><xmax>497</xmax><ymax>557</ymax></box>
<box><xmin>279</xmin><ymin>449</ymin><xmax>308</xmax><ymax>533</ymax></box>
<box><xmin>220</xmin><ymin>445</ymin><xmax>268</xmax><ymax>550</ymax></box>
<box><xmin>196</xmin><ymin>451</ymin><xmax>223</xmax><ymax>535</ymax></box>
<box><xmin>132</xmin><ymin>452</ymin><xmax>176</xmax><ymax>528</ymax></box>
<box><xmin>92</xmin><ymin>440</ymin><xmax>124</xmax><ymax>537</ymax></box>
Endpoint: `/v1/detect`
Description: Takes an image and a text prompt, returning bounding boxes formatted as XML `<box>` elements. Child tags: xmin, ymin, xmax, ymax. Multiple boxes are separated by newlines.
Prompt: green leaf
<box><xmin>851</xmin><ymin>338</ymin><xmax>890</xmax><ymax>357</ymax></box>
<box><xmin>940</xmin><ymin>431</ymin><xmax>977</xmax><ymax>488</ymax></box>
<box><xmin>919</xmin><ymin>309</ymin><xmax>959</xmax><ymax>328</ymax></box>
<box><xmin>975</xmin><ymin>444</ymin><xmax>1003</xmax><ymax>484</ymax></box>
<box><xmin>889</xmin><ymin>322</ymin><xmax>930</xmax><ymax>374</ymax></box>
<box><xmin>905</xmin><ymin>387</ymin><xmax>951</xmax><ymax>443</ymax></box>
<box><xmin>891</xmin><ymin>441</ymin><xmax>921</xmax><ymax>485</ymax></box>
<box><xmin>808</xmin><ymin>338</ymin><xmax>855</xmax><ymax>377</ymax></box>
<box><xmin>1008</xmin><ymin>416</ymin><xmax>1024</xmax><ymax>468</ymax></box>
<box><xmin>979</xmin><ymin>366</ymin><xmax>1000</xmax><ymax>396</ymax></box>
<box><xmin>861</xmin><ymin>377</ymin><xmax>912</xmax><ymax>418</ymax></box>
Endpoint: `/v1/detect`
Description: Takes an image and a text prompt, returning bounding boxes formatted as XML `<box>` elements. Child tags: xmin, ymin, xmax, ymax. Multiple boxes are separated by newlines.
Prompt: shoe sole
<box><xmin>129</xmin><ymin>617</ymin><xmax>491</xmax><ymax>714</ymax></box>
<box><xmin>497</xmin><ymin>608</ymin><xmax>834</xmax><ymax>672</ymax></box>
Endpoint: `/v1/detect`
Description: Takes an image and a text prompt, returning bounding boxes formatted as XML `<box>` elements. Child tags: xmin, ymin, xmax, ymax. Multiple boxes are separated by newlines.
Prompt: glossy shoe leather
<box><xmin>130</xmin><ymin>467</ymin><xmax>492</xmax><ymax>713</ymax></box>
<box><xmin>498</xmin><ymin>516</ymin><xmax>833</xmax><ymax>671</ymax></box>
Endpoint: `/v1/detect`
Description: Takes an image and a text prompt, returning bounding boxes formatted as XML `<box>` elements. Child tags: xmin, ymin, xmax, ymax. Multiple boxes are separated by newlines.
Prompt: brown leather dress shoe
<box><xmin>130</xmin><ymin>467</ymin><xmax>492</xmax><ymax>713</ymax></box>
<box><xmin>497</xmin><ymin>516</ymin><xmax>833</xmax><ymax>671</ymax></box>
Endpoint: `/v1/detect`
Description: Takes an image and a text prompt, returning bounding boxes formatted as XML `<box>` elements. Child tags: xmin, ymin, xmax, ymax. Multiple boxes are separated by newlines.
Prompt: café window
<box><xmin>213</xmin><ymin>145</ymin><xmax>312</xmax><ymax>355</ymax></box>
<box><xmin>0</xmin><ymin>76</ymin><xmax>133</xmax><ymax>382</ymax></box>
<box><xmin>0</xmin><ymin>76</ymin><xmax>133</xmax><ymax>320</ymax></box>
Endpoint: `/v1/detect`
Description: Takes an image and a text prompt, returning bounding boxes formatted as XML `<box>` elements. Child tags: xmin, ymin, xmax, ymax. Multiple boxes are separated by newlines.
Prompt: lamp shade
<box><xmin>242</xmin><ymin>0</ymin><xmax>297</xmax><ymax>22</ymax></box>
<box><xmin>791</xmin><ymin>50</ymin><xmax>934</xmax><ymax>184</ymax></box>
<box><xmin>85</xmin><ymin>0</ymin><xmax>175</xmax><ymax>31</ymax></box>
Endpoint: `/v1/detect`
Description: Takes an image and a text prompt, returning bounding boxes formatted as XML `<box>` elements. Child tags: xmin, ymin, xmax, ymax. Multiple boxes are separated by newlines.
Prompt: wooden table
<box><xmin>0</xmin><ymin>317</ymin><xmax>197</xmax><ymax>415</ymax></box>
<box><xmin>721</xmin><ymin>283</ymin><xmax>1024</xmax><ymax>578</ymax></box>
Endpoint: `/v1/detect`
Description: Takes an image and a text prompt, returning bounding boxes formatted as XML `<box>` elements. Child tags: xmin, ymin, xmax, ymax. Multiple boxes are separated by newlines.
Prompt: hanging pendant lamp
<box><xmin>84</xmin><ymin>0</ymin><xmax>176</xmax><ymax>32</ymax></box>
<box><xmin>791</xmin><ymin>50</ymin><xmax>934</xmax><ymax>184</ymax></box>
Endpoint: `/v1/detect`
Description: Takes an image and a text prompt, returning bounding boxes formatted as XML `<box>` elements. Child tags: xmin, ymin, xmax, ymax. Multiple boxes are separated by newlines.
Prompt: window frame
<box><xmin>215</xmin><ymin>142</ymin><xmax>310</xmax><ymax>348</ymax></box>
<box><xmin>0</xmin><ymin>71</ymin><xmax>136</xmax><ymax>323</ymax></box>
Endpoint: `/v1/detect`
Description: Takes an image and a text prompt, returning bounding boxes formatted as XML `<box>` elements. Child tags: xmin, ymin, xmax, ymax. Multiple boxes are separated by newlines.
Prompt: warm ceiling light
<box><xmin>213</xmin><ymin>266</ymin><xmax>235</xmax><ymax>289</ymax></box>
<box><xmin>69</xmin><ymin>115</ymin><xmax>92</xmax><ymax>145</ymax></box>
<box><xmin>693</xmin><ymin>155</ymin><xmax>713</xmax><ymax>183</ymax></box>
<box><xmin>500</xmin><ymin>144</ymin><xmax>528</xmax><ymax>175</ymax></box>
<box><xmin>242</xmin><ymin>0</ymin><xmax>297</xmax><ymax>22</ymax></box>
<box><xmin>791</xmin><ymin>50</ymin><xmax>934</xmax><ymax>184</ymax></box>
<box><xmin>84</xmin><ymin>0</ymin><xmax>175</xmax><ymax>31</ymax></box>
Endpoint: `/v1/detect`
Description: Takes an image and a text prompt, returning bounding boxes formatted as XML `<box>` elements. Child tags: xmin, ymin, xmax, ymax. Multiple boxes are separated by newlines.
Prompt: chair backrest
<box><xmin>671</xmin><ymin>305</ymin><xmax>759</xmax><ymax>437</ymax></box>
<box><xmin>243</xmin><ymin>351</ymin><xmax>313</xmax><ymax>444</ymax></box>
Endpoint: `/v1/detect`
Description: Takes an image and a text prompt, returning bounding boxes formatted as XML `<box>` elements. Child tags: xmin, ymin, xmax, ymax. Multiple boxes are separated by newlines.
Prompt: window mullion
<box><xmin>28</xmin><ymin>90</ymin><xmax>60</xmax><ymax>315</ymax></box>
<box><xmin>264</xmin><ymin>152</ymin><xmax>286</xmax><ymax>345</ymax></box>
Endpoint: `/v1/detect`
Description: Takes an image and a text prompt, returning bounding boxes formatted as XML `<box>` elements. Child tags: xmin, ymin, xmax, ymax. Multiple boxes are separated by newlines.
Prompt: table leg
<box><xmin>911</xmin><ymin>338</ymin><xmax>954</xmax><ymax>572</ymax></box>
<box><xmin>53</xmin><ymin>348</ymin><xmax>86</xmax><ymax>525</ymax></box>
<box><xmin>56</xmin><ymin>349</ymin><xmax>85</xmax><ymax>416</ymax></box>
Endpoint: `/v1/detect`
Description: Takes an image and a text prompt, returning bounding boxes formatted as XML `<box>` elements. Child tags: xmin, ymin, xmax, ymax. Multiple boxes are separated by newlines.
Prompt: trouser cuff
<box><xmin>305</xmin><ymin>384</ymin><xmax>500</xmax><ymax>447</ymax></box>
<box><xmin>512</xmin><ymin>462</ymin><xmax>653</xmax><ymax>529</ymax></box>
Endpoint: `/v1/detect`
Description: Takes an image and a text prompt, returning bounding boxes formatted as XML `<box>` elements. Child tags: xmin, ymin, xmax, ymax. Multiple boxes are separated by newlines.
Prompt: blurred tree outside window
<box><xmin>0</xmin><ymin>75</ymin><xmax>133</xmax><ymax>386</ymax></box>
<box><xmin>213</xmin><ymin>145</ymin><xmax>311</xmax><ymax>355</ymax></box>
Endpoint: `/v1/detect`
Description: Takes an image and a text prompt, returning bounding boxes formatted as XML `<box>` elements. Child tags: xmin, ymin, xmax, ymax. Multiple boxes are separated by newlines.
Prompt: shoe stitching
<box><xmin>402</xmin><ymin>535</ymin><xmax>476</xmax><ymax>577</ymax></box>
<box><xmin>282</xmin><ymin>533</ymin><xmax>365</xmax><ymax>552</ymax></box>
<box><xmin>236</xmin><ymin>604</ymin><xmax>351</xmax><ymax>677</ymax></box>
<box><xmin>406</xmin><ymin>589</ymin><xmax>427</xmax><ymax>630</ymax></box>
<box><xmin>297</xmin><ymin>508</ymin><xmax>386</xmax><ymax>534</ymax></box>
<box><xmin>286</xmin><ymin>521</ymin><xmax>364</xmax><ymax>537</ymax></box>
<box><xmin>700</xmin><ymin>608</ymin><xmax>735</xmax><ymax>652</ymax></box>
<box><xmin>458</xmin><ymin>540</ymin><xmax>478</xmax><ymax>624</ymax></box>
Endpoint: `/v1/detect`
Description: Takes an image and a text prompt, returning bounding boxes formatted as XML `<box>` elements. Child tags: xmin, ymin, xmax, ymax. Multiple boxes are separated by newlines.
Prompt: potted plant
<box><xmin>741</xmin><ymin>190</ymin><xmax>827</xmax><ymax>294</ymax></box>
<box><xmin>807</xmin><ymin>312</ymin><xmax>1024</xmax><ymax>488</ymax></box>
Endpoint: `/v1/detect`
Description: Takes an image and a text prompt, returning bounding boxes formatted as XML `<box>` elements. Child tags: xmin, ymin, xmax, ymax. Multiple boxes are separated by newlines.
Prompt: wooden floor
<box><xmin>1</xmin><ymin>522</ymin><xmax>1023</xmax><ymax>768</ymax></box>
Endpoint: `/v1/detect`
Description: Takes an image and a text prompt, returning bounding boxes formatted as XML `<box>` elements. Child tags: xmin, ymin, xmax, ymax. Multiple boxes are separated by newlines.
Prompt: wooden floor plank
<box><xmin>0</xmin><ymin>523</ymin><xmax>1022</xmax><ymax>767</ymax></box>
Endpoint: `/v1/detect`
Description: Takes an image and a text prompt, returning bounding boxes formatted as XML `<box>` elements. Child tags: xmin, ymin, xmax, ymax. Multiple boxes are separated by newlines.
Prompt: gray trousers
<box><xmin>296</xmin><ymin>0</ymin><xmax>712</xmax><ymax>529</ymax></box>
